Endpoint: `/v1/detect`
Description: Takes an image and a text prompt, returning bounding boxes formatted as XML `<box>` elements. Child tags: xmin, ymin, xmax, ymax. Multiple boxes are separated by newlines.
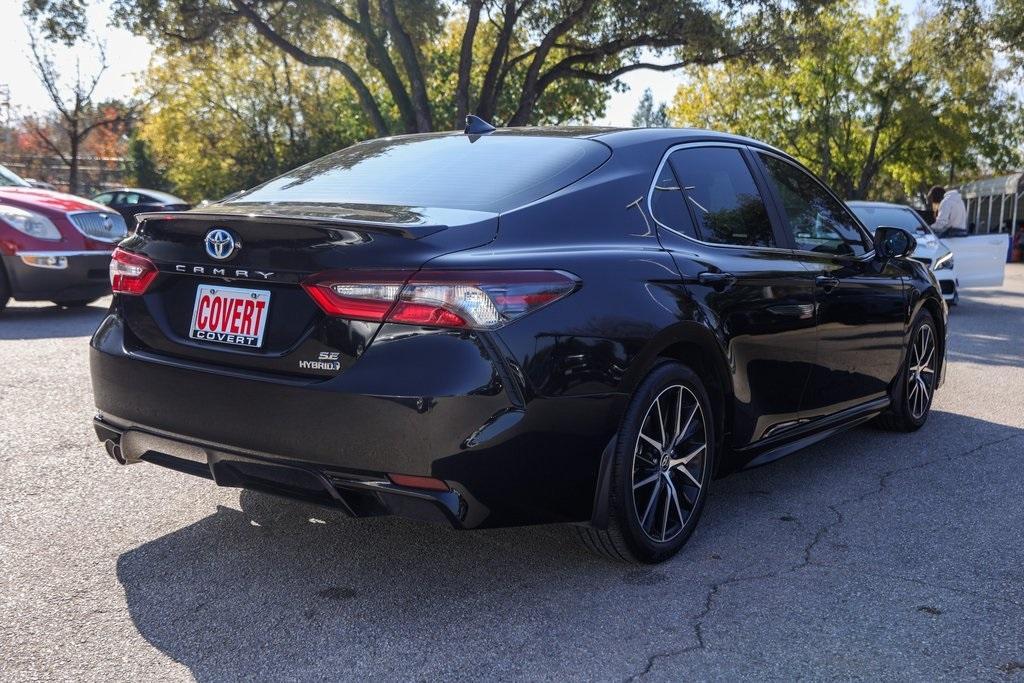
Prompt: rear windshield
<box><xmin>228</xmin><ymin>133</ymin><xmax>610</xmax><ymax>213</ymax></box>
<box><xmin>849</xmin><ymin>205</ymin><xmax>930</xmax><ymax>235</ymax></box>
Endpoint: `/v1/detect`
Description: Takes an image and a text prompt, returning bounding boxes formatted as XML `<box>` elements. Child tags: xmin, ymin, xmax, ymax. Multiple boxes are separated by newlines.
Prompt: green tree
<box><xmin>631</xmin><ymin>88</ymin><xmax>669</xmax><ymax>128</ymax></box>
<box><xmin>127</xmin><ymin>133</ymin><xmax>168</xmax><ymax>191</ymax></box>
<box><xmin>26</xmin><ymin>0</ymin><xmax>826</xmax><ymax>134</ymax></box>
<box><xmin>669</xmin><ymin>0</ymin><xmax>1022</xmax><ymax>201</ymax></box>
<box><xmin>137</xmin><ymin>38</ymin><xmax>370</xmax><ymax>202</ymax></box>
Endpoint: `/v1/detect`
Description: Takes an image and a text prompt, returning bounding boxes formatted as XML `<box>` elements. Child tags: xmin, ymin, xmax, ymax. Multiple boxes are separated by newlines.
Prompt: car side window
<box><xmin>649</xmin><ymin>161</ymin><xmax>698</xmax><ymax>239</ymax></box>
<box><xmin>122</xmin><ymin>192</ymin><xmax>142</xmax><ymax>205</ymax></box>
<box><xmin>758</xmin><ymin>154</ymin><xmax>871</xmax><ymax>256</ymax></box>
<box><xmin>667</xmin><ymin>147</ymin><xmax>775</xmax><ymax>247</ymax></box>
<box><xmin>94</xmin><ymin>193</ymin><xmax>114</xmax><ymax>205</ymax></box>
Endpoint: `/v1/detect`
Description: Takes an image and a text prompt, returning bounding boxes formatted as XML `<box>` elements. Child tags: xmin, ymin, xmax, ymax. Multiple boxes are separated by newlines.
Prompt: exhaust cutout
<box><xmin>104</xmin><ymin>438</ymin><xmax>140</xmax><ymax>465</ymax></box>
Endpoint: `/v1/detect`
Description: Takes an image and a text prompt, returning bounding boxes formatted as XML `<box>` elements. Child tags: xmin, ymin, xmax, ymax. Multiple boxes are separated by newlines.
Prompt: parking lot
<box><xmin>1</xmin><ymin>266</ymin><xmax>1023</xmax><ymax>681</ymax></box>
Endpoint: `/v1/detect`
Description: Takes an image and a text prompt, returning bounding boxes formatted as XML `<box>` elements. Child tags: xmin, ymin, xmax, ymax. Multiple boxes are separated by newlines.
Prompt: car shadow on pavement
<box><xmin>0</xmin><ymin>301</ymin><xmax>108</xmax><ymax>340</ymax></box>
<box><xmin>114</xmin><ymin>409</ymin><xmax>1024</xmax><ymax>680</ymax></box>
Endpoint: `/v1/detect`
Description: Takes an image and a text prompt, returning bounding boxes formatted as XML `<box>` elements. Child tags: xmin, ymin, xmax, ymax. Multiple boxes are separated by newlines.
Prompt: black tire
<box><xmin>0</xmin><ymin>262</ymin><xmax>10</xmax><ymax>315</ymax></box>
<box><xmin>876</xmin><ymin>309</ymin><xmax>939</xmax><ymax>432</ymax></box>
<box><xmin>576</xmin><ymin>360</ymin><xmax>715</xmax><ymax>563</ymax></box>
<box><xmin>51</xmin><ymin>298</ymin><xmax>99</xmax><ymax>308</ymax></box>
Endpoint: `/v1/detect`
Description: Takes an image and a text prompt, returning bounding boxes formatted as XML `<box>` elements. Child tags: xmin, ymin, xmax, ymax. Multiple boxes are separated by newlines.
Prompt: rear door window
<box><xmin>667</xmin><ymin>147</ymin><xmax>775</xmax><ymax>247</ymax></box>
<box><xmin>650</xmin><ymin>162</ymin><xmax>698</xmax><ymax>239</ymax></box>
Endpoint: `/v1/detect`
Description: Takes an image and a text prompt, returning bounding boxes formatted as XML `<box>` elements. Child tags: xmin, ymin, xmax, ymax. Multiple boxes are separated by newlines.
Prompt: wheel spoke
<box><xmin>674</xmin><ymin>387</ymin><xmax>683</xmax><ymax>443</ymax></box>
<box><xmin>660</xmin><ymin>478</ymin><xmax>672</xmax><ymax>540</ymax></box>
<box><xmin>638</xmin><ymin>432</ymin><xmax>662</xmax><ymax>452</ymax></box>
<box><xmin>675</xmin><ymin>405</ymin><xmax>698</xmax><ymax>448</ymax></box>
<box><xmin>633</xmin><ymin>471</ymin><xmax>661</xmax><ymax>490</ymax></box>
<box><xmin>669</xmin><ymin>444</ymin><xmax>705</xmax><ymax>469</ymax></box>
<box><xmin>640</xmin><ymin>478</ymin><xmax>662</xmax><ymax>530</ymax></box>
<box><xmin>655</xmin><ymin>397</ymin><xmax>667</xmax><ymax>449</ymax></box>
<box><xmin>668</xmin><ymin>478</ymin><xmax>686</xmax><ymax>528</ymax></box>
<box><xmin>676</xmin><ymin>462</ymin><xmax>702</xmax><ymax>488</ymax></box>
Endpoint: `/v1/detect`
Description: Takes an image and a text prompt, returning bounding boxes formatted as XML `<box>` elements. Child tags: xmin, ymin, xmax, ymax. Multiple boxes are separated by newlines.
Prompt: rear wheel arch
<box><xmin>624</xmin><ymin>323</ymin><xmax>732</xmax><ymax>472</ymax></box>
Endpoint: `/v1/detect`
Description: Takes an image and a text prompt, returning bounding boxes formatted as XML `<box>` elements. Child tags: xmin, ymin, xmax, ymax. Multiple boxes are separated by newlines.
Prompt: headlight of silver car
<box><xmin>0</xmin><ymin>205</ymin><xmax>62</xmax><ymax>240</ymax></box>
<box><xmin>932</xmin><ymin>252</ymin><xmax>954</xmax><ymax>271</ymax></box>
<box><xmin>933</xmin><ymin>252</ymin><xmax>954</xmax><ymax>270</ymax></box>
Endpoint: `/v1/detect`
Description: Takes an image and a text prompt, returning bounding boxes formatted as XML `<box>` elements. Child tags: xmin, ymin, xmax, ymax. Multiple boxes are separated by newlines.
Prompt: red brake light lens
<box><xmin>302</xmin><ymin>270</ymin><xmax>578</xmax><ymax>330</ymax></box>
<box><xmin>109</xmin><ymin>247</ymin><xmax>158</xmax><ymax>295</ymax></box>
<box><xmin>301</xmin><ymin>271</ymin><xmax>413</xmax><ymax>321</ymax></box>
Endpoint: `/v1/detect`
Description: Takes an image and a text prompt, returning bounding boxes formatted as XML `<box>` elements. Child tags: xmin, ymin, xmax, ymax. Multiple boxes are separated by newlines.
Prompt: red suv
<box><xmin>0</xmin><ymin>164</ymin><xmax>126</xmax><ymax>312</ymax></box>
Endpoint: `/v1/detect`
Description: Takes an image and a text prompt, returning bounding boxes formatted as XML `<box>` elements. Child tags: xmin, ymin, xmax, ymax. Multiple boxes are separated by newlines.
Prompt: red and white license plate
<box><xmin>189</xmin><ymin>284</ymin><xmax>271</xmax><ymax>348</ymax></box>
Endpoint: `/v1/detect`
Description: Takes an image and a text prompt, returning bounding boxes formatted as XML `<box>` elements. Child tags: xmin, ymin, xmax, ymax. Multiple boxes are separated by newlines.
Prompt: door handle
<box><xmin>698</xmin><ymin>271</ymin><xmax>737</xmax><ymax>291</ymax></box>
<box><xmin>815</xmin><ymin>275</ymin><xmax>840</xmax><ymax>292</ymax></box>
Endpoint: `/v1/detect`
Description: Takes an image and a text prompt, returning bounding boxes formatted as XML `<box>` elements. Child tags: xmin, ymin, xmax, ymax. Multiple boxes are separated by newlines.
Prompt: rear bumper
<box><xmin>94</xmin><ymin>418</ymin><xmax>468</xmax><ymax>526</ymax></box>
<box><xmin>90</xmin><ymin>311</ymin><xmax>620</xmax><ymax>528</ymax></box>
<box><xmin>2</xmin><ymin>250</ymin><xmax>111</xmax><ymax>301</ymax></box>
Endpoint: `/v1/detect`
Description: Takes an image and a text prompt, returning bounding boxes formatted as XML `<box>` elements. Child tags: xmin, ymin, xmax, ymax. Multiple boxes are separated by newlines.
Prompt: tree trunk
<box><xmin>68</xmin><ymin>134</ymin><xmax>80</xmax><ymax>195</ymax></box>
<box><xmin>454</xmin><ymin>0</ymin><xmax>483</xmax><ymax>128</ymax></box>
<box><xmin>378</xmin><ymin>0</ymin><xmax>433</xmax><ymax>131</ymax></box>
<box><xmin>476</xmin><ymin>0</ymin><xmax>517</xmax><ymax>122</ymax></box>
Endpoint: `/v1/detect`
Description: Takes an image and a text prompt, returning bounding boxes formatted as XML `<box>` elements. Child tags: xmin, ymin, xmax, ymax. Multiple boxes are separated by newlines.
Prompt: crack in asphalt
<box><xmin>625</xmin><ymin>430</ymin><xmax>1024</xmax><ymax>680</ymax></box>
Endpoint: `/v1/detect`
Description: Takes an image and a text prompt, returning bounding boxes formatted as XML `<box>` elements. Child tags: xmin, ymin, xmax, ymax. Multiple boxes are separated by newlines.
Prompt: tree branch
<box><xmin>229</xmin><ymin>0</ymin><xmax>389</xmax><ymax>136</ymax></box>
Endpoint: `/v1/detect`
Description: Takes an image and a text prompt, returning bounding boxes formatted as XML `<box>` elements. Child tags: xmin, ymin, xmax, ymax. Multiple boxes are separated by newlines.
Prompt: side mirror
<box><xmin>873</xmin><ymin>226</ymin><xmax>917</xmax><ymax>260</ymax></box>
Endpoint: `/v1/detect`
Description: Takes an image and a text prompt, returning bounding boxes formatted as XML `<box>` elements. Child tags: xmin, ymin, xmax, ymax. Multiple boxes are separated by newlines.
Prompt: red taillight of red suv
<box><xmin>302</xmin><ymin>270</ymin><xmax>579</xmax><ymax>330</ymax></box>
<box><xmin>109</xmin><ymin>247</ymin><xmax>158</xmax><ymax>295</ymax></box>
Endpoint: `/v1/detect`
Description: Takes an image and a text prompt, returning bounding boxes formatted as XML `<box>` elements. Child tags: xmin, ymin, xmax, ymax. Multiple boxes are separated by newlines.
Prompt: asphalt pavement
<box><xmin>2</xmin><ymin>267</ymin><xmax>1024</xmax><ymax>681</ymax></box>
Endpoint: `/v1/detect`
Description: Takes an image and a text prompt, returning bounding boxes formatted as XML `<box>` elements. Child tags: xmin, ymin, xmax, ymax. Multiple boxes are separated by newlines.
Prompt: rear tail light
<box><xmin>109</xmin><ymin>247</ymin><xmax>158</xmax><ymax>295</ymax></box>
<box><xmin>302</xmin><ymin>270</ymin><xmax>578</xmax><ymax>330</ymax></box>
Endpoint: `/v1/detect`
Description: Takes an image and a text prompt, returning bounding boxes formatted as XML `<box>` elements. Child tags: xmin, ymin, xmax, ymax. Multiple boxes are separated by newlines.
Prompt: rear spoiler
<box><xmin>134</xmin><ymin>211</ymin><xmax>448</xmax><ymax>240</ymax></box>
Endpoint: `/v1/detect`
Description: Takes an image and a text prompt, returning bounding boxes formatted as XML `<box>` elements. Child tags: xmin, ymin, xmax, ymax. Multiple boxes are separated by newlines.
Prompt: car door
<box><xmin>754</xmin><ymin>151</ymin><xmax>907</xmax><ymax>420</ymax></box>
<box><xmin>652</xmin><ymin>144</ymin><xmax>818</xmax><ymax>447</ymax></box>
<box><xmin>943</xmin><ymin>232</ymin><xmax>1009</xmax><ymax>287</ymax></box>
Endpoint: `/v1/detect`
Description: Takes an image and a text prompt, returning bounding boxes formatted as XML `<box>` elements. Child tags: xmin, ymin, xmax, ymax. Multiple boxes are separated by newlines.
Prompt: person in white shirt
<box><xmin>928</xmin><ymin>185</ymin><xmax>968</xmax><ymax>234</ymax></box>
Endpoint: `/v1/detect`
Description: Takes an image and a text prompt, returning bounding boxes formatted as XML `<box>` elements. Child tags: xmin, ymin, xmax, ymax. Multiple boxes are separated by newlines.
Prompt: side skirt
<box><xmin>737</xmin><ymin>397</ymin><xmax>890</xmax><ymax>469</ymax></box>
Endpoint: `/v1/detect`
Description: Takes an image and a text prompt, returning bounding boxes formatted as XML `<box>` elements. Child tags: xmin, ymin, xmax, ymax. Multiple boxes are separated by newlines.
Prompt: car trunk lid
<box><xmin>117</xmin><ymin>203</ymin><xmax>497</xmax><ymax>377</ymax></box>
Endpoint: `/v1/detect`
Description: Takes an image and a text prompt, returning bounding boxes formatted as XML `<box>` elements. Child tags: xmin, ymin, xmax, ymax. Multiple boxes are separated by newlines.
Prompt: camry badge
<box><xmin>204</xmin><ymin>228</ymin><xmax>239</xmax><ymax>261</ymax></box>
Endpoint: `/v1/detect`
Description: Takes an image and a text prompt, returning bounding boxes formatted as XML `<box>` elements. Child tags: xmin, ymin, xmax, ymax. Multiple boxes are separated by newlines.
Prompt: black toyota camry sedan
<box><xmin>90</xmin><ymin>122</ymin><xmax>946</xmax><ymax>563</ymax></box>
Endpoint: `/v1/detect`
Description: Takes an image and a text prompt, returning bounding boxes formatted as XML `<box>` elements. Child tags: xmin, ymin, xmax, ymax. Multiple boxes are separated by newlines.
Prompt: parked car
<box><xmin>90</xmin><ymin>124</ymin><xmax>946</xmax><ymax>563</ymax></box>
<box><xmin>0</xmin><ymin>164</ymin><xmax>125</xmax><ymax>312</ymax></box>
<box><xmin>849</xmin><ymin>200</ymin><xmax>1009</xmax><ymax>297</ymax></box>
<box><xmin>932</xmin><ymin>227</ymin><xmax>1009</xmax><ymax>289</ymax></box>
<box><xmin>25</xmin><ymin>178</ymin><xmax>58</xmax><ymax>191</ymax></box>
<box><xmin>91</xmin><ymin>188</ymin><xmax>191</xmax><ymax>225</ymax></box>
<box><xmin>848</xmin><ymin>201</ymin><xmax>959</xmax><ymax>304</ymax></box>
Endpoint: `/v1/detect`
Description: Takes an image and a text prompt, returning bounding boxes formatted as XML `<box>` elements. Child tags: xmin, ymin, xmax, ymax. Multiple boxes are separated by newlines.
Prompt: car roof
<box><xmin>376</xmin><ymin>126</ymin><xmax>791</xmax><ymax>155</ymax></box>
<box><xmin>99</xmin><ymin>187</ymin><xmax>186</xmax><ymax>203</ymax></box>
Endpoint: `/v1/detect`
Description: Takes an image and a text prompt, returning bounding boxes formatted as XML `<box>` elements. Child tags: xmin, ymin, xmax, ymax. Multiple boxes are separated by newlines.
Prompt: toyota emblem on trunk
<box><xmin>205</xmin><ymin>228</ymin><xmax>239</xmax><ymax>260</ymax></box>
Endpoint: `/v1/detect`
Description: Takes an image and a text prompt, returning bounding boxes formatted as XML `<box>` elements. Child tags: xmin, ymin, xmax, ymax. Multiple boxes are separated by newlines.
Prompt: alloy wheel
<box><xmin>907</xmin><ymin>323</ymin><xmax>936</xmax><ymax>420</ymax></box>
<box><xmin>631</xmin><ymin>384</ymin><xmax>707</xmax><ymax>543</ymax></box>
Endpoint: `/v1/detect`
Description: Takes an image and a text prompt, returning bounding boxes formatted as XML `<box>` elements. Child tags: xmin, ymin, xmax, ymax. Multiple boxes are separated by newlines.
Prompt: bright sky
<box><xmin>0</xmin><ymin>0</ymin><xmax>924</xmax><ymax>128</ymax></box>
<box><xmin>0</xmin><ymin>1</ymin><xmax>150</xmax><ymax>117</ymax></box>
